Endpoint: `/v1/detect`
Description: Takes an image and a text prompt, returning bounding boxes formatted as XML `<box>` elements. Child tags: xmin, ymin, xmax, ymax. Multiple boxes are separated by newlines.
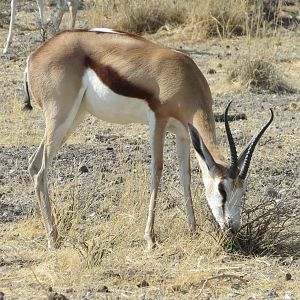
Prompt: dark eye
<box><xmin>218</xmin><ymin>183</ymin><xmax>227</xmax><ymax>203</ymax></box>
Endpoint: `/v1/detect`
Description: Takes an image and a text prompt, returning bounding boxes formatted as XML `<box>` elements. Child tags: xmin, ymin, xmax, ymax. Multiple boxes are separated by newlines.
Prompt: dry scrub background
<box><xmin>0</xmin><ymin>0</ymin><xmax>300</xmax><ymax>299</ymax></box>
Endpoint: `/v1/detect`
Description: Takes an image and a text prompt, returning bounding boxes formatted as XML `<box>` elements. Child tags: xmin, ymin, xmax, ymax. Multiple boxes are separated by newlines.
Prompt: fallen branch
<box><xmin>194</xmin><ymin>274</ymin><xmax>247</xmax><ymax>299</ymax></box>
<box><xmin>214</xmin><ymin>113</ymin><xmax>247</xmax><ymax>122</ymax></box>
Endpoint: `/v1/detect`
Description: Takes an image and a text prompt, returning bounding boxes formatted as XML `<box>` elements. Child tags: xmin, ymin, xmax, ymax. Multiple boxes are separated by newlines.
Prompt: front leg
<box><xmin>176</xmin><ymin>132</ymin><xmax>196</xmax><ymax>231</ymax></box>
<box><xmin>36</xmin><ymin>0</ymin><xmax>45</xmax><ymax>26</ymax></box>
<box><xmin>3</xmin><ymin>0</ymin><xmax>17</xmax><ymax>54</ymax></box>
<box><xmin>55</xmin><ymin>0</ymin><xmax>66</xmax><ymax>30</ymax></box>
<box><xmin>68</xmin><ymin>0</ymin><xmax>78</xmax><ymax>28</ymax></box>
<box><xmin>144</xmin><ymin>112</ymin><xmax>167</xmax><ymax>250</ymax></box>
<box><xmin>36</xmin><ymin>0</ymin><xmax>46</xmax><ymax>41</ymax></box>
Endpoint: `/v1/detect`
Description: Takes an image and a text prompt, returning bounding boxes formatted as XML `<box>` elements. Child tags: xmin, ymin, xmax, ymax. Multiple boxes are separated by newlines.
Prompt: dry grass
<box><xmin>1</xmin><ymin>99</ymin><xmax>299</xmax><ymax>298</ymax></box>
<box><xmin>2</xmin><ymin>155</ymin><xmax>299</xmax><ymax>298</ymax></box>
<box><xmin>1</xmin><ymin>161</ymin><xmax>299</xmax><ymax>298</ymax></box>
<box><xmin>89</xmin><ymin>0</ymin><xmax>186</xmax><ymax>34</ymax></box>
<box><xmin>186</xmin><ymin>0</ymin><xmax>247</xmax><ymax>39</ymax></box>
<box><xmin>1</xmin><ymin>105</ymin><xmax>299</xmax><ymax>298</ymax></box>
<box><xmin>1</xmin><ymin>158</ymin><xmax>228</xmax><ymax>298</ymax></box>
<box><xmin>226</xmin><ymin>196</ymin><xmax>294</xmax><ymax>255</ymax></box>
<box><xmin>224</xmin><ymin>29</ymin><xmax>297</xmax><ymax>93</ymax></box>
<box><xmin>0</xmin><ymin>95</ymin><xmax>44</xmax><ymax>146</ymax></box>
<box><xmin>228</xmin><ymin>58</ymin><xmax>295</xmax><ymax>93</ymax></box>
<box><xmin>88</xmin><ymin>0</ymin><xmax>298</xmax><ymax>38</ymax></box>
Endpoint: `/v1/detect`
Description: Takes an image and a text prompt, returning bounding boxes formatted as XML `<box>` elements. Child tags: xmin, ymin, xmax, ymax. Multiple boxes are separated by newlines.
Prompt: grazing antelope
<box><xmin>3</xmin><ymin>0</ymin><xmax>79</xmax><ymax>54</ymax></box>
<box><xmin>24</xmin><ymin>28</ymin><xmax>273</xmax><ymax>250</ymax></box>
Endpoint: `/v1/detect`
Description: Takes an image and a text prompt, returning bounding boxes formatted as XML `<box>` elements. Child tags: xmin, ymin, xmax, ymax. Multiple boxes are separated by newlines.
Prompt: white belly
<box><xmin>82</xmin><ymin>68</ymin><xmax>151</xmax><ymax>124</ymax></box>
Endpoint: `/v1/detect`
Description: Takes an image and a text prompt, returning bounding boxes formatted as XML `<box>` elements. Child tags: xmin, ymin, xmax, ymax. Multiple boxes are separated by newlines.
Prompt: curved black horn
<box><xmin>225</xmin><ymin>101</ymin><xmax>238</xmax><ymax>178</ymax></box>
<box><xmin>239</xmin><ymin>109</ymin><xmax>274</xmax><ymax>179</ymax></box>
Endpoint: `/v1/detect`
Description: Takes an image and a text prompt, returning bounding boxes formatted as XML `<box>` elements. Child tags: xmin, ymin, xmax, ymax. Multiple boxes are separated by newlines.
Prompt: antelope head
<box><xmin>189</xmin><ymin>102</ymin><xmax>274</xmax><ymax>233</ymax></box>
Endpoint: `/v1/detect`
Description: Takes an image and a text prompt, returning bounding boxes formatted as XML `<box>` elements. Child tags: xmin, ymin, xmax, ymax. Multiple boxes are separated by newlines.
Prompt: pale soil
<box><xmin>0</xmin><ymin>1</ymin><xmax>300</xmax><ymax>300</ymax></box>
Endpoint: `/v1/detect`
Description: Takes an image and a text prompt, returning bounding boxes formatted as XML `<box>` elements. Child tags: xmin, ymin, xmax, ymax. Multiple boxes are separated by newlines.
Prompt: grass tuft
<box><xmin>89</xmin><ymin>0</ymin><xmax>186</xmax><ymax>34</ymax></box>
<box><xmin>228</xmin><ymin>58</ymin><xmax>295</xmax><ymax>93</ymax></box>
<box><xmin>187</xmin><ymin>0</ymin><xmax>247</xmax><ymax>38</ymax></box>
<box><xmin>222</xmin><ymin>197</ymin><xmax>292</xmax><ymax>255</ymax></box>
<box><xmin>88</xmin><ymin>0</ymin><xmax>299</xmax><ymax>38</ymax></box>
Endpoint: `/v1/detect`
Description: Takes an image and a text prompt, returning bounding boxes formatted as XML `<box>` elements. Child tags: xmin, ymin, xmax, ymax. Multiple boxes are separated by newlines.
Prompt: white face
<box><xmin>204</xmin><ymin>176</ymin><xmax>246</xmax><ymax>233</ymax></box>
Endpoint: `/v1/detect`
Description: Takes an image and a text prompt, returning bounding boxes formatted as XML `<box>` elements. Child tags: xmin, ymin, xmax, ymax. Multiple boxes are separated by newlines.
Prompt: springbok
<box><xmin>24</xmin><ymin>28</ymin><xmax>273</xmax><ymax>250</ymax></box>
<box><xmin>3</xmin><ymin>0</ymin><xmax>79</xmax><ymax>54</ymax></box>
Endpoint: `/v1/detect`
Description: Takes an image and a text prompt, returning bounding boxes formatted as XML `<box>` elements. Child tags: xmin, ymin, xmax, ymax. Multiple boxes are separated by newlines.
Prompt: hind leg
<box><xmin>55</xmin><ymin>0</ymin><xmax>66</xmax><ymax>29</ymax></box>
<box><xmin>29</xmin><ymin>134</ymin><xmax>46</xmax><ymax>179</ymax></box>
<box><xmin>68</xmin><ymin>0</ymin><xmax>78</xmax><ymax>28</ymax></box>
<box><xmin>31</xmin><ymin>89</ymin><xmax>86</xmax><ymax>249</ymax></box>
<box><xmin>28</xmin><ymin>134</ymin><xmax>46</xmax><ymax>216</ymax></box>
<box><xmin>29</xmin><ymin>100</ymin><xmax>86</xmax><ymax>179</ymax></box>
<box><xmin>36</xmin><ymin>0</ymin><xmax>45</xmax><ymax>40</ymax></box>
<box><xmin>29</xmin><ymin>106</ymin><xmax>86</xmax><ymax>218</ymax></box>
<box><xmin>3</xmin><ymin>0</ymin><xmax>17</xmax><ymax>54</ymax></box>
<box><xmin>144</xmin><ymin>112</ymin><xmax>167</xmax><ymax>250</ymax></box>
<box><xmin>36</xmin><ymin>0</ymin><xmax>45</xmax><ymax>26</ymax></box>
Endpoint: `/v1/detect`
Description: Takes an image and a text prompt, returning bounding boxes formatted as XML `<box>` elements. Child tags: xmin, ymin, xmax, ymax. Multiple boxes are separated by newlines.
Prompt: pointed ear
<box><xmin>188</xmin><ymin>123</ymin><xmax>216</xmax><ymax>171</ymax></box>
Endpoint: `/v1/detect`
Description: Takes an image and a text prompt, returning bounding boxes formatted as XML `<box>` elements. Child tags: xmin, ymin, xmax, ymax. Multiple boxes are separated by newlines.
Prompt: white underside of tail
<box><xmin>89</xmin><ymin>28</ymin><xmax>122</xmax><ymax>34</ymax></box>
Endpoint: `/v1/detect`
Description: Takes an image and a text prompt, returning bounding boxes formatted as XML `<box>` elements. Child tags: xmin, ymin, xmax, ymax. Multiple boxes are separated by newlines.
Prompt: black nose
<box><xmin>225</xmin><ymin>219</ymin><xmax>240</xmax><ymax>234</ymax></box>
<box><xmin>229</xmin><ymin>227</ymin><xmax>239</xmax><ymax>234</ymax></box>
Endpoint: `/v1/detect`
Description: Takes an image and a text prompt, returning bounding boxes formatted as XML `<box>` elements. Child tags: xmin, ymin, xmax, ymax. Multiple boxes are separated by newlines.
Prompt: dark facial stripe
<box><xmin>218</xmin><ymin>182</ymin><xmax>227</xmax><ymax>214</ymax></box>
<box><xmin>85</xmin><ymin>57</ymin><xmax>153</xmax><ymax>102</ymax></box>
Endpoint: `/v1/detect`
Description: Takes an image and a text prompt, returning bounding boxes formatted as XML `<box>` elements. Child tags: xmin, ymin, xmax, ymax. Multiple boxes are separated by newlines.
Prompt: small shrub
<box><xmin>75</xmin><ymin>235</ymin><xmax>117</xmax><ymax>267</ymax></box>
<box><xmin>228</xmin><ymin>59</ymin><xmax>295</xmax><ymax>93</ymax></box>
<box><xmin>88</xmin><ymin>0</ymin><xmax>295</xmax><ymax>38</ymax></box>
<box><xmin>188</xmin><ymin>0</ymin><xmax>247</xmax><ymax>38</ymax></box>
<box><xmin>90</xmin><ymin>0</ymin><xmax>186</xmax><ymax>34</ymax></box>
<box><xmin>201</xmin><ymin>187</ymin><xmax>295</xmax><ymax>256</ymax></box>
<box><xmin>217</xmin><ymin>194</ymin><xmax>296</xmax><ymax>255</ymax></box>
<box><xmin>234</xmin><ymin>198</ymin><xmax>290</xmax><ymax>254</ymax></box>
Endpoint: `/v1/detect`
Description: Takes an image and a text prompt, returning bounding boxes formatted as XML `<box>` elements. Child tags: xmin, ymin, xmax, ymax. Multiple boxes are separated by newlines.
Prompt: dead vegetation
<box><xmin>227</xmin><ymin>196</ymin><xmax>294</xmax><ymax>255</ymax></box>
<box><xmin>186</xmin><ymin>0</ymin><xmax>248</xmax><ymax>38</ymax></box>
<box><xmin>1</xmin><ymin>146</ymin><xmax>299</xmax><ymax>298</ymax></box>
<box><xmin>228</xmin><ymin>58</ymin><xmax>295</xmax><ymax>93</ymax></box>
<box><xmin>89</xmin><ymin>0</ymin><xmax>299</xmax><ymax>37</ymax></box>
<box><xmin>89</xmin><ymin>0</ymin><xmax>186</xmax><ymax>34</ymax></box>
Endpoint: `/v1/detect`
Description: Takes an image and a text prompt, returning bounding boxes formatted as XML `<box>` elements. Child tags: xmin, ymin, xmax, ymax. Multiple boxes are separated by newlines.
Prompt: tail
<box><xmin>23</xmin><ymin>66</ymin><xmax>33</xmax><ymax>111</ymax></box>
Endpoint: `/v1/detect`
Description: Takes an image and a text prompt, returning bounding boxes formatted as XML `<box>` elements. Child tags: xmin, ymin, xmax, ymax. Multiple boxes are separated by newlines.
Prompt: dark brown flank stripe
<box><xmin>85</xmin><ymin>56</ymin><xmax>154</xmax><ymax>105</ymax></box>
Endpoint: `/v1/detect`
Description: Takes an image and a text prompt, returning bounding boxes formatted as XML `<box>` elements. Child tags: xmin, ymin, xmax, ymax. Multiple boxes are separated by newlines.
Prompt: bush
<box><xmin>187</xmin><ymin>0</ymin><xmax>247</xmax><ymax>38</ymax></box>
<box><xmin>89</xmin><ymin>0</ymin><xmax>186</xmax><ymax>34</ymax></box>
<box><xmin>230</xmin><ymin>197</ymin><xmax>292</xmax><ymax>255</ymax></box>
<box><xmin>88</xmin><ymin>0</ymin><xmax>297</xmax><ymax>38</ymax></box>
<box><xmin>228</xmin><ymin>59</ymin><xmax>295</xmax><ymax>93</ymax></box>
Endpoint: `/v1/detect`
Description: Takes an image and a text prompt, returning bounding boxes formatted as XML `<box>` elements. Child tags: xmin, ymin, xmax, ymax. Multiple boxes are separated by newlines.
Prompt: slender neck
<box><xmin>192</xmin><ymin>108</ymin><xmax>223</xmax><ymax>164</ymax></box>
<box><xmin>190</xmin><ymin>108</ymin><xmax>224</xmax><ymax>184</ymax></box>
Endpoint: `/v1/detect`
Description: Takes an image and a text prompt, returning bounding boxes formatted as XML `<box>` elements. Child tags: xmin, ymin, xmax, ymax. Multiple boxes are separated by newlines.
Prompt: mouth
<box><xmin>229</xmin><ymin>227</ymin><xmax>239</xmax><ymax>234</ymax></box>
<box><xmin>227</xmin><ymin>224</ymin><xmax>240</xmax><ymax>235</ymax></box>
<box><xmin>220</xmin><ymin>222</ymin><xmax>240</xmax><ymax>235</ymax></box>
